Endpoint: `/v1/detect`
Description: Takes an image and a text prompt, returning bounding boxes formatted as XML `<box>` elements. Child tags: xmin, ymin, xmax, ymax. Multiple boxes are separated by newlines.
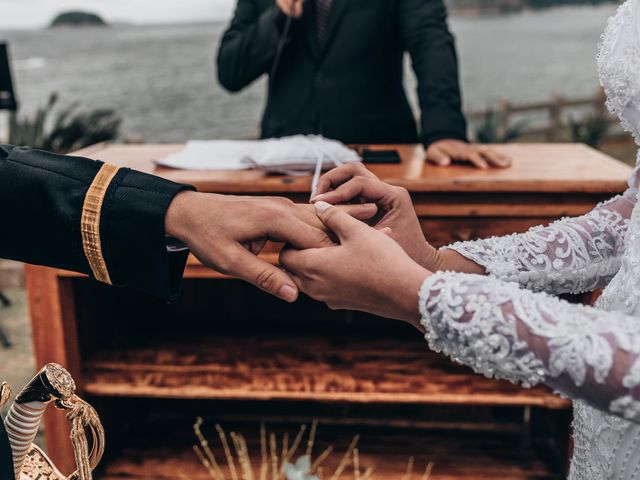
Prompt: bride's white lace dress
<box><xmin>418</xmin><ymin>1</ymin><xmax>640</xmax><ymax>478</ymax></box>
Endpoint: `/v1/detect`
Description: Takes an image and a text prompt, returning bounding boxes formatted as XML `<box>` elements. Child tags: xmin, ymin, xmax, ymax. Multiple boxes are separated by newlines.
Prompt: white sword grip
<box><xmin>4</xmin><ymin>401</ymin><xmax>46</xmax><ymax>477</ymax></box>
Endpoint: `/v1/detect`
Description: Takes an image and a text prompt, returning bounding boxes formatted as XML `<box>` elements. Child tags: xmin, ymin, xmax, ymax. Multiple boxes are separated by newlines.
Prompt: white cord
<box><xmin>310</xmin><ymin>152</ymin><xmax>324</xmax><ymax>200</ymax></box>
<box><xmin>309</xmin><ymin>140</ymin><xmax>352</xmax><ymax>200</ymax></box>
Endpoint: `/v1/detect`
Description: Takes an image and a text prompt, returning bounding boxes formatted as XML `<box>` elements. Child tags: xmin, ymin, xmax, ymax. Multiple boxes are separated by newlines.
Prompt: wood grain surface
<box><xmin>73</xmin><ymin>143</ymin><xmax>631</xmax><ymax>194</ymax></box>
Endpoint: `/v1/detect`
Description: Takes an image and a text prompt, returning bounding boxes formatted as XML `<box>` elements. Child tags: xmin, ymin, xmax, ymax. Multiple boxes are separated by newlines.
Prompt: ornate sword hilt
<box><xmin>3</xmin><ymin>363</ymin><xmax>104</xmax><ymax>480</ymax></box>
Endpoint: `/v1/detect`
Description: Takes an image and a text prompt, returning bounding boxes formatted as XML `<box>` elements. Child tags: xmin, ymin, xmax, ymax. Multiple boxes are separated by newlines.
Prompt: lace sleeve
<box><xmin>443</xmin><ymin>189</ymin><xmax>636</xmax><ymax>295</ymax></box>
<box><xmin>420</xmin><ymin>272</ymin><xmax>640</xmax><ymax>422</ymax></box>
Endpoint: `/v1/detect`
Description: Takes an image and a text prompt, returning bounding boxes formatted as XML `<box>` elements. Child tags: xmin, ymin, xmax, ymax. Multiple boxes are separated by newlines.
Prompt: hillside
<box><xmin>50</xmin><ymin>11</ymin><xmax>107</xmax><ymax>27</ymax></box>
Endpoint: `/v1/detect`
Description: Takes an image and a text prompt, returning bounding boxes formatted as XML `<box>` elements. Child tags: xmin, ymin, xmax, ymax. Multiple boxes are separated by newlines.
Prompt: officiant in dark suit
<box><xmin>217</xmin><ymin>0</ymin><xmax>510</xmax><ymax>169</ymax></box>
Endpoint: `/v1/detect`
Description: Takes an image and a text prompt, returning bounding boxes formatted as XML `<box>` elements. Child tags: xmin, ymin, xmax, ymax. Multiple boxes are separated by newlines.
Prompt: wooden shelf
<box><xmin>99</xmin><ymin>419</ymin><xmax>564</xmax><ymax>479</ymax></box>
<box><xmin>83</xmin><ymin>336</ymin><xmax>570</xmax><ymax>408</ymax></box>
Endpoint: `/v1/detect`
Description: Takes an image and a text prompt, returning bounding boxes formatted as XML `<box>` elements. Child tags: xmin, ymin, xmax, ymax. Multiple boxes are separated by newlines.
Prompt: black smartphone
<box><xmin>361</xmin><ymin>149</ymin><xmax>401</xmax><ymax>164</ymax></box>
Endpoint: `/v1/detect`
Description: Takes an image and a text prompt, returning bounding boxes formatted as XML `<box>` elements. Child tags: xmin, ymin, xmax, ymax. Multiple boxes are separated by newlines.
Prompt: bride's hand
<box><xmin>311</xmin><ymin>162</ymin><xmax>442</xmax><ymax>271</ymax></box>
<box><xmin>280</xmin><ymin>202</ymin><xmax>432</xmax><ymax>327</ymax></box>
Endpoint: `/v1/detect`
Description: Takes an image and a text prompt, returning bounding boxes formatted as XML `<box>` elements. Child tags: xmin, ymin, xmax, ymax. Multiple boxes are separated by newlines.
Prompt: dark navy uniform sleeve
<box><xmin>0</xmin><ymin>144</ymin><xmax>194</xmax><ymax>299</ymax></box>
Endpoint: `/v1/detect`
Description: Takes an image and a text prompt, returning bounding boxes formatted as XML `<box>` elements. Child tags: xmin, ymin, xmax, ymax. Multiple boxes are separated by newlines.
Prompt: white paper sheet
<box><xmin>157</xmin><ymin>135</ymin><xmax>361</xmax><ymax>175</ymax></box>
<box><xmin>159</xmin><ymin>140</ymin><xmax>256</xmax><ymax>171</ymax></box>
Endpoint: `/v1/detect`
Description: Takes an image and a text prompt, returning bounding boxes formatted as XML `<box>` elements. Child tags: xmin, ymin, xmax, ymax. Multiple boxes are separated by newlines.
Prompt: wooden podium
<box><xmin>24</xmin><ymin>143</ymin><xmax>631</xmax><ymax>479</ymax></box>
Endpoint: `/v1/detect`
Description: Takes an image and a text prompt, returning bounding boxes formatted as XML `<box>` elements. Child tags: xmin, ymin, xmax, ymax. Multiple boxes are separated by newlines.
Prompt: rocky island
<box><xmin>50</xmin><ymin>11</ymin><xmax>107</xmax><ymax>28</ymax></box>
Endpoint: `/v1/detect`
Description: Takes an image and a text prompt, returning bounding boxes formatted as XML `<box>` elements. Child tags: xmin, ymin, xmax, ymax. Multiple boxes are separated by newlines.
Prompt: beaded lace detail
<box><xmin>419</xmin><ymin>272</ymin><xmax>640</xmax><ymax>479</ymax></box>
<box><xmin>420</xmin><ymin>272</ymin><xmax>640</xmax><ymax>417</ymax></box>
<box><xmin>445</xmin><ymin>193</ymin><xmax>633</xmax><ymax>295</ymax></box>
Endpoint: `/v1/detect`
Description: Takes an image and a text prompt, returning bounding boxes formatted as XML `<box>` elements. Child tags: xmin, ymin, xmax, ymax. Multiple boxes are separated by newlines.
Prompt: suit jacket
<box><xmin>217</xmin><ymin>0</ymin><xmax>467</xmax><ymax>146</ymax></box>
<box><xmin>0</xmin><ymin>145</ymin><xmax>192</xmax><ymax>480</ymax></box>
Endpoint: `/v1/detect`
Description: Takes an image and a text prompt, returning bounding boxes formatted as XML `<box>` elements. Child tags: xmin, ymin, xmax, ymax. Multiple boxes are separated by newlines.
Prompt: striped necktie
<box><xmin>316</xmin><ymin>0</ymin><xmax>333</xmax><ymax>45</ymax></box>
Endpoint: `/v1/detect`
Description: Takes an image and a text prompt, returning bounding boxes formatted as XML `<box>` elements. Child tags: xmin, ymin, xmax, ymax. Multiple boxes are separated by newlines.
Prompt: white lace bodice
<box><xmin>417</xmin><ymin>2</ymin><xmax>640</xmax><ymax>478</ymax></box>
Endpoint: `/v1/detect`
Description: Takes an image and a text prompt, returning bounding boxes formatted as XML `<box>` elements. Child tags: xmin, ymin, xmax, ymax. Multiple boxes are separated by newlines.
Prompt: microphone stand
<box><xmin>269</xmin><ymin>0</ymin><xmax>300</xmax><ymax>94</ymax></box>
<box><xmin>269</xmin><ymin>0</ymin><xmax>325</xmax><ymax>201</ymax></box>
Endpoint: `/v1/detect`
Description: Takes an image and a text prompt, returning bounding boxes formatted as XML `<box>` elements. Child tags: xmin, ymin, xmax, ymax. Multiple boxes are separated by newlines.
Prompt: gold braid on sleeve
<box><xmin>81</xmin><ymin>163</ymin><xmax>120</xmax><ymax>285</ymax></box>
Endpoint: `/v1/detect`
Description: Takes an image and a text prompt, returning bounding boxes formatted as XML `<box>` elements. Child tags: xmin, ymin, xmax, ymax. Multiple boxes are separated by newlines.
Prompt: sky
<box><xmin>0</xmin><ymin>0</ymin><xmax>237</xmax><ymax>29</ymax></box>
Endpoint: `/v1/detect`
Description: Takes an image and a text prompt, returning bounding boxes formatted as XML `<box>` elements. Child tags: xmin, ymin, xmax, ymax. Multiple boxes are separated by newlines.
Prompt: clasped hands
<box><xmin>165</xmin><ymin>163</ymin><xmax>483</xmax><ymax>330</ymax></box>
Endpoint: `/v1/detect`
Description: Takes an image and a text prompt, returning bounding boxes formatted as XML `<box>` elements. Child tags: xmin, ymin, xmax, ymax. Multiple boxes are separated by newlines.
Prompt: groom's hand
<box><xmin>165</xmin><ymin>191</ymin><xmax>376</xmax><ymax>302</ymax></box>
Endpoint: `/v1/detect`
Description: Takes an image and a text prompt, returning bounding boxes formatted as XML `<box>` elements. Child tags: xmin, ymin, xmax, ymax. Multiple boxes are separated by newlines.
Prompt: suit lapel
<box><xmin>318</xmin><ymin>0</ymin><xmax>350</xmax><ymax>60</ymax></box>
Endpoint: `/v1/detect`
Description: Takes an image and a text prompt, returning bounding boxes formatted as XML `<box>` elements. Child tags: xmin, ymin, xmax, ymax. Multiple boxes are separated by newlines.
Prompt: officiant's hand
<box><xmin>280</xmin><ymin>202</ymin><xmax>431</xmax><ymax>326</ymax></box>
<box><xmin>165</xmin><ymin>192</ymin><xmax>376</xmax><ymax>303</ymax></box>
<box><xmin>276</xmin><ymin>0</ymin><xmax>303</xmax><ymax>17</ymax></box>
<box><xmin>312</xmin><ymin>163</ymin><xmax>441</xmax><ymax>271</ymax></box>
<box><xmin>425</xmin><ymin>140</ymin><xmax>511</xmax><ymax>169</ymax></box>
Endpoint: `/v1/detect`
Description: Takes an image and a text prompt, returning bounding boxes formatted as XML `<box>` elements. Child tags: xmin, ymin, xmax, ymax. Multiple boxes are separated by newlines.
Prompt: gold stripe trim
<box><xmin>81</xmin><ymin>163</ymin><xmax>120</xmax><ymax>284</ymax></box>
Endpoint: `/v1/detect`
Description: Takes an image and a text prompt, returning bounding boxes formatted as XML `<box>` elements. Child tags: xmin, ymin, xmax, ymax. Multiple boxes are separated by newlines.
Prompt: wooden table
<box><xmin>25</xmin><ymin>143</ymin><xmax>631</xmax><ymax>479</ymax></box>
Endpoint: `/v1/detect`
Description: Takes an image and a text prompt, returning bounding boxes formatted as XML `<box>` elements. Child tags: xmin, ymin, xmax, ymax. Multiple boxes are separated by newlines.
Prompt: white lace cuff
<box><xmin>443</xmin><ymin>195</ymin><xmax>631</xmax><ymax>295</ymax></box>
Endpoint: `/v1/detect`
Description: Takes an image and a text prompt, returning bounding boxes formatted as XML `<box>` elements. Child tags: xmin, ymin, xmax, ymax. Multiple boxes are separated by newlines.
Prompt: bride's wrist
<box><xmin>415</xmin><ymin>241</ymin><xmax>440</xmax><ymax>271</ymax></box>
<box><xmin>437</xmin><ymin>248</ymin><xmax>486</xmax><ymax>275</ymax></box>
<box><xmin>388</xmin><ymin>262</ymin><xmax>432</xmax><ymax>326</ymax></box>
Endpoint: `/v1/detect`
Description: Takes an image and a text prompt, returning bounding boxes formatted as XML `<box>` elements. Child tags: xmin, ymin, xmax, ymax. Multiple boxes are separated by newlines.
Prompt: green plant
<box><xmin>569</xmin><ymin>111</ymin><xmax>611</xmax><ymax>149</ymax></box>
<box><xmin>6</xmin><ymin>92</ymin><xmax>120</xmax><ymax>153</ymax></box>
<box><xmin>473</xmin><ymin>109</ymin><xmax>528</xmax><ymax>144</ymax></box>
<box><xmin>44</xmin><ymin>103</ymin><xmax>121</xmax><ymax>153</ymax></box>
<box><xmin>7</xmin><ymin>93</ymin><xmax>57</xmax><ymax>147</ymax></box>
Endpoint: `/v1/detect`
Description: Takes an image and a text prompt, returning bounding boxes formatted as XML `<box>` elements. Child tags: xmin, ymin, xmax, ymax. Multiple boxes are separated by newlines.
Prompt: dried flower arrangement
<box><xmin>186</xmin><ymin>418</ymin><xmax>434</xmax><ymax>480</ymax></box>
